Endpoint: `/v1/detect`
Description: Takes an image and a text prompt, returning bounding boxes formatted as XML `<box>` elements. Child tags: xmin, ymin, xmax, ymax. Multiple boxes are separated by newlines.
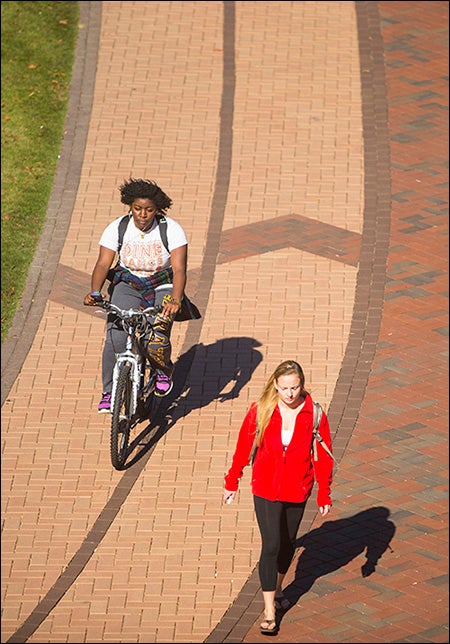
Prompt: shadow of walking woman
<box><xmin>280</xmin><ymin>506</ymin><xmax>396</xmax><ymax>610</ymax></box>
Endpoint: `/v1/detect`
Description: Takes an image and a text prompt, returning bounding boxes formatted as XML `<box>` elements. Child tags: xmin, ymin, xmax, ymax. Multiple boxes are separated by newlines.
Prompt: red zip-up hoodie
<box><xmin>224</xmin><ymin>394</ymin><xmax>333</xmax><ymax>507</ymax></box>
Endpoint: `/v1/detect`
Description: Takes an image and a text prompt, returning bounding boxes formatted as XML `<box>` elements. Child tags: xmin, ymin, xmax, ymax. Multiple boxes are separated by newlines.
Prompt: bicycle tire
<box><xmin>111</xmin><ymin>362</ymin><xmax>133</xmax><ymax>469</ymax></box>
<box><xmin>140</xmin><ymin>388</ymin><xmax>157</xmax><ymax>421</ymax></box>
<box><xmin>136</xmin><ymin>365</ymin><xmax>157</xmax><ymax>420</ymax></box>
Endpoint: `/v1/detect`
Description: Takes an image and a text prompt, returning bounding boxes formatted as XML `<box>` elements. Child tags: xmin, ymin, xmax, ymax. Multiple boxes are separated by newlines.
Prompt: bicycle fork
<box><xmin>110</xmin><ymin>350</ymin><xmax>142</xmax><ymax>416</ymax></box>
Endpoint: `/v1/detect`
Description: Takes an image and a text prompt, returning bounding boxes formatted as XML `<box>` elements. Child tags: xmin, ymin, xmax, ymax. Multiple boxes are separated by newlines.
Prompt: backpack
<box><xmin>311</xmin><ymin>401</ymin><xmax>336</xmax><ymax>464</ymax></box>
<box><xmin>248</xmin><ymin>401</ymin><xmax>336</xmax><ymax>466</ymax></box>
<box><xmin>116</xmin><ymin>213</ymin><xmax>169</xmax><ymax>254</ymax></box>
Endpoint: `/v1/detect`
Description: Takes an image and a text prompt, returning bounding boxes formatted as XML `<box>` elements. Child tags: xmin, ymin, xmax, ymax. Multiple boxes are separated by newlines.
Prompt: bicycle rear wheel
<box><xmin>136</xmin><ymin>366</ymin><xmax>156</xmax><ymax>419</ymax></box>
<box><xmin>111</xmin><ymin>362</ymin><xmax>133</xmax><ymax>469</ymax></box>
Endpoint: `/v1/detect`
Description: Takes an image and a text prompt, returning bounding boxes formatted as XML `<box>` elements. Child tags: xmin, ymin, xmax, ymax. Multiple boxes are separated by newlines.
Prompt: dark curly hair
<box><xmin>119</xmin><ymin>178</ymin><xmax>173</xmax><ymax>211</ymax></box>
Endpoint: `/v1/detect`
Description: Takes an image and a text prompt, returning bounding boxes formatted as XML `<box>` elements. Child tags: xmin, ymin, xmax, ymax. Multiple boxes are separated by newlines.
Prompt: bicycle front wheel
<box><xmin>111</xmin><ymin>362</ymin><xmax>133</xmax><ymax>469</ymax></box>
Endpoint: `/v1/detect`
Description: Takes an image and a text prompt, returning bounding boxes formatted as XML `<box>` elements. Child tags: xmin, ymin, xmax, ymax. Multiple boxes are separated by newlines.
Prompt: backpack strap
<box><xmin>312</xmin><ymin>401</ymin><xmax>337</xmax><ymax>464</ymax></box>
<box><xmin>117</xmin><ymin>215</ymin><xmax>131</xmax><ymax>253</ymax></box>
<box><xmin>116</xmin><ymin>213</ymin><xmax>170</xmax><ymax>254</ymax></box>
<box><xmin>155</xmin><ymin>213</ymin><xmax>169</xmax><ymax>253</ymax></box>
<box><xmin>313</xmin><ymin>401</ymin><xmax>323</xmax><ymax>434</ymax></box>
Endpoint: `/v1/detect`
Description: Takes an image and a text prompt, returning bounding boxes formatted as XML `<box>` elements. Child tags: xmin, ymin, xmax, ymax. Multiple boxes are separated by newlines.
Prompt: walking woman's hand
<box><xmin>223</xmin><ymin>489</ymin><xmax>236</xmax><ymax>505</ymax></box>
<box><xmin>319</xmin><ymin>504</ymin><xmax>331</xmax><ymax>517</ymax></box>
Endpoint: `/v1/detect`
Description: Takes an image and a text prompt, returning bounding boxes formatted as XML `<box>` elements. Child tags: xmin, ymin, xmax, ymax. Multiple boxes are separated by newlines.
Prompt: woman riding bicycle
<box><xmin>84</xmin><ymin>178</ymin><xmax>189</xmax><ymax>413</ymax></box>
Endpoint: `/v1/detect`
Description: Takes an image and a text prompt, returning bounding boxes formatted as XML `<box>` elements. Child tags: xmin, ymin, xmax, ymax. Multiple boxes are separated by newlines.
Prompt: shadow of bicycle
<box><xmin>121</xmin><ymin>336</ymin><xmax>263</xmax><ymax>468</ymax></box>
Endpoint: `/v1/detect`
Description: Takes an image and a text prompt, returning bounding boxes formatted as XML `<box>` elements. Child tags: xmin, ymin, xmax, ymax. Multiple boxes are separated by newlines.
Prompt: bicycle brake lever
<box><xmin>93</xmin><ymin>301</ymin><xmax>110</xmax><ymax>314</ymax></box>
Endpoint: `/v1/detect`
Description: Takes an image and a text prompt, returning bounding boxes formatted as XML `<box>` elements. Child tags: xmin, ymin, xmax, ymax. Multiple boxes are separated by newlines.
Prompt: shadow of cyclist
<box><xmin>176</xmin><ymin>335</ymin><xmax>262</xmax><ymax>397</ymax></box>
<box><xmin>125</xmin><ymin>336</ymin><xmax>263</xmax><ymax>465</ymax></box>
<box><xmin>279</xmin><ymin>506</ymin><xmax>395</xmax><ymax>611</ymax></box>
<box><xmin>161</xmin><ymin>336</ymin><xmax>262</xmax><ymax>422</ymax></box>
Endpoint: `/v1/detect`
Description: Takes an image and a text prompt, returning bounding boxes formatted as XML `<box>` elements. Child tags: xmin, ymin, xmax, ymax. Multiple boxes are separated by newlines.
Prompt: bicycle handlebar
<box><xmin>93</xmin><ymin>302</ymin><xmax>158</xmax><ymax>337</ymax></box>
<box><xmin>98</xmin><ymin>300</ymin><xmax>156</xmax><ymax>319</ymax></box>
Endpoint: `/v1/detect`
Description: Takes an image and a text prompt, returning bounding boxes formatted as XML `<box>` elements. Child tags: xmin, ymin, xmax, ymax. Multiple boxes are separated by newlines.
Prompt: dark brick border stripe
<box><xmin>217</xmin><ymin>214</ymin><xmax>361</xmax><ymax>267</ymax></box>
<box><xmin>1</xmin><ymin>1</ymin><xmax>102</xmax><ymax>407</ymax></box>
<box><xmin>204</xmin><ymin>1</ymin><xmax>392</xmax><ymax>641</ymax></box>
<box><xmin>327</xmin><ymin>0</ymin><xmax>391</xmax><ymax>450</ymax></box>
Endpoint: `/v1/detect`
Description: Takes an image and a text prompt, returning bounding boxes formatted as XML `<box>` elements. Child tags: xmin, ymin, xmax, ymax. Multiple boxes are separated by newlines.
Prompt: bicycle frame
<box><xmin>95</xmin><ymin>286</ymin><xmax>173</xmax><ymax>469</ymax></box>
<box><xmin>109</xmin><ymin>306</ymin><xmax>154</xmax><ymax>407</ymax></box>
<box><xmin>110</xmin><ymin>325</ymin><xmax>142</xmax><ymax>417</ymax></box>
<box><xmin>96</xmin><ymin>302</ymin><xmax>156</xmax><ymax>469</ymax></box>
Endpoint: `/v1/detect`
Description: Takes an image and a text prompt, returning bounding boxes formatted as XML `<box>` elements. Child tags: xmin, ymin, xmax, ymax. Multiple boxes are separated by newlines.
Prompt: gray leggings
<box><xmin>101</xmin><ymin>281</ymin><xmax>174</xmax><ymax>392</ymax></box>
<box><xmin>253</xmin><ymin>495</ymin><xmax>306</xmax><ymax>591</ymax></box>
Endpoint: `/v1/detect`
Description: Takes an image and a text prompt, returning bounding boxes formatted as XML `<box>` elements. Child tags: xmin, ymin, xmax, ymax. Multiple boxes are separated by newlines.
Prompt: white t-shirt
<box><xmin>281</xmin><ymin>427</ymin><xmax>295</xmax><ymax>447</ymax></box>
<box><xmin>99</xmin><ymin>215</ymin><xmax>188</xmax><ymax>278</ymax></box>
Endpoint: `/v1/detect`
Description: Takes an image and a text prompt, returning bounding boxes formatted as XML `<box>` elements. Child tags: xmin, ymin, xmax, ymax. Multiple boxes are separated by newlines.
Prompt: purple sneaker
<box><xmin>154</xmin><ymin>371</ymin><xmax>173</xmax><ymax>397</ymax></box>
<box><xmin>98</xmin><ymin>392</ymin><xmax>112</xmax><ymax>413</ymax></box>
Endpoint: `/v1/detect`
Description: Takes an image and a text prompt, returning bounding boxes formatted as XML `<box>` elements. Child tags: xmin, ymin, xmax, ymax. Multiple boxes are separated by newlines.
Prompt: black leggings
<box><xmin>253</xmin><ymin>495</ymin><xmax>306</xmax><ymax>591</ymax></box>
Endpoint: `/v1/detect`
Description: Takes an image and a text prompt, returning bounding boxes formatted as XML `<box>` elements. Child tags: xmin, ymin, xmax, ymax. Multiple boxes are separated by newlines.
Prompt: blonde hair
<box><xmin>255</xmin><ymin>360</ymin><xmax>308</xmax><ymax>446</ymax></box>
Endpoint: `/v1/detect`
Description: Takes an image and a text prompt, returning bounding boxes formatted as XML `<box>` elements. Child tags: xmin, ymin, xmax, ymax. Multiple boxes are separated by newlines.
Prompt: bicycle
<box><xmin>95</xmin><ymin>285</ymin><xmax>173</xmax><ymax>469</ymax></box>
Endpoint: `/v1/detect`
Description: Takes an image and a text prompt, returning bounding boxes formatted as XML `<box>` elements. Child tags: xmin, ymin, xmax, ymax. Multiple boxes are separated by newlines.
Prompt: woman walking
<box><xmin>223</xmin><ymin>360</ymin><xmax>334</xmax><ymax>635</ymax></box>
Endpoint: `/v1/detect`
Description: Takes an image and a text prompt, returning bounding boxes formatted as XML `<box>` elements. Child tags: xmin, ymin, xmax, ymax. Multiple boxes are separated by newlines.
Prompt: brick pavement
<box><xmin>1</xmin><ymin>2</ymin><xmax>448</xmax><ymax>643</ymax></box>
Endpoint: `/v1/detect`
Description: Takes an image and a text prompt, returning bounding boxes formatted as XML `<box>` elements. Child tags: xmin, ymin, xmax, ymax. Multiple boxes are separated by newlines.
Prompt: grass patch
<box><xmin>1</xmin><ymin>0</ymin><xmax>79</xmax><ymax>343</ymax></box>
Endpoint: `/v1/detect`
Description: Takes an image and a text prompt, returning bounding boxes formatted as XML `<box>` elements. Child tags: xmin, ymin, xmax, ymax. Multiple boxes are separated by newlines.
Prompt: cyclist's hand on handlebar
<box><xmin>84</xmin><ymin>291</ymin><xmax>104</xmax><ymax>306</ymax></box>
<box><xmin>161</xmin><ymin>294</ymin><xmax>181</xmax><ymax>318</ymax></box>
<box><xmin>161</xmin><ymin>301</ymin><xmax>180</xmax><ymax>318</ymax></box>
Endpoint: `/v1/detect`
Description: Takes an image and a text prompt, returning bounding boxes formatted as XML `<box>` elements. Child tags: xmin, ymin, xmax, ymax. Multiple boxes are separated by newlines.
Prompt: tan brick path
<box><xmin>2</xmin><ymin>2</ymin><xmax>448</xmax><ymax>643</ymax></box>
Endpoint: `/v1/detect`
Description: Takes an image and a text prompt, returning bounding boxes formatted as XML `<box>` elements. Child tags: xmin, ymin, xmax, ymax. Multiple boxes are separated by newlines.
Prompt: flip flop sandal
<box><xmin>260</xmin><ymin>618</ymin><xmax>278</xmax><ymax>636</ymax></box>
